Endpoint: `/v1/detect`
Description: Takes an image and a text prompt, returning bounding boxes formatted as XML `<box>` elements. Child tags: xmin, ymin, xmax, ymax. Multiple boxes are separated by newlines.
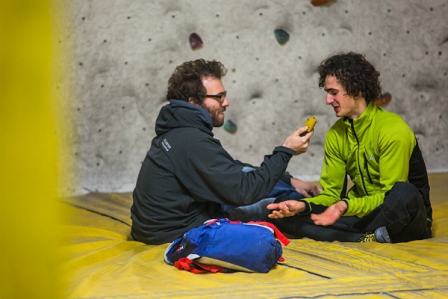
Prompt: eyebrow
<box><xmin>324</xmin><ymin>88</ymin><xmax>339</xmax><ymax>92</ymax></box>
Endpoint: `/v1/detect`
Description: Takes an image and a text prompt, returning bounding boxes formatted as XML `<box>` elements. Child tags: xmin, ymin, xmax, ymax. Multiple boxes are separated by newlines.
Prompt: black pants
<box><xmin>271</xmin><ymin>182</ymin><xmax>431</xmax><ymax>243</ymax></box>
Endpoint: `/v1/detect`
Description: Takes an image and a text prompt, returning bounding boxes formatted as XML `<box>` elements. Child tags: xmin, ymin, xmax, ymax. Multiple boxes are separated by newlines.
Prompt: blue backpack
<box><xmin>164</xmin><ymin>218</ymin><xmax>289</xmax><ymax>273</ymax></box>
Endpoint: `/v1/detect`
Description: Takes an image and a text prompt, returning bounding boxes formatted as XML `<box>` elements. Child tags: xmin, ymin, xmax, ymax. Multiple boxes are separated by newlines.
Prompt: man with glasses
<box><xmin>131</xmin><ymin>59</ymin><xmax>321</xmax><ymax>245</ymax></box>
<box><xmin>267</xmin><ymin>52</ymin><xmax>432</xmax><ymax>243</ymax></box>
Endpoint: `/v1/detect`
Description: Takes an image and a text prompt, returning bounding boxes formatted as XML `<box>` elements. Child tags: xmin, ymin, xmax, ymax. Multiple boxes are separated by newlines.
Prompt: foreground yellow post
<box><xmin>0</xmin><ymin>1</ymin><xmax>63</xmax><ymax>298</ymax></box>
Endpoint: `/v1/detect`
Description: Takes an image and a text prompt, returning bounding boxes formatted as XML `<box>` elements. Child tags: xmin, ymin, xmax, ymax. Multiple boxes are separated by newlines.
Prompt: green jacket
<box><xmin>306</xmin><ymin>103</ymin><xmax>425</xmax><ymax>218</ymax></box>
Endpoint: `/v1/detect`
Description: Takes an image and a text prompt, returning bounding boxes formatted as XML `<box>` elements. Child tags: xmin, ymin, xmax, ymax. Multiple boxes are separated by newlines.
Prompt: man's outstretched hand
<box><xmin>311</xmin><ymin>200</ymin><xmax>348</xmax><ymax>226</ymax></box>
<box><xmin>267</xmin><ymin>200</ymin><xmax>305</xmax><ymax>219</ymax></box>
<box><xmin>267</xmin><ymin>199</ymin><xmax>348</xmax><ymax>227</ymax></box>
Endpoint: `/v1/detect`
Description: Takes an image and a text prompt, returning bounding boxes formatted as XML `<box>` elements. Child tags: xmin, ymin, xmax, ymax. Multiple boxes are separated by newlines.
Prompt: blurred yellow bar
<box><xmin>0</xmin><ymin>1</ymin><xmax>64</xmax><ymax>298</ymax></box>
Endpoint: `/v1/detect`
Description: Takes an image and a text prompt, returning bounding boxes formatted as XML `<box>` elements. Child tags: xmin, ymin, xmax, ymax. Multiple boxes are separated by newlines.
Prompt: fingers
<box><xmin>311</xmin><ymin>213</ymin><xmax>333</xmax><ymax>226</ymax></box>
<box><xmin>267</xmin><ymin>203</ymin><xmax>284</xmax><ymax>219</ymax></box>
<box><xmin>310</xmin><ymin>185</ymin><xmax>322</xmax><ymax>197</ymax></box>
<box><xmin>283</xmin><ymin>127</ymin><xmax>314</xmax><ymax>155</ymax></box>
<box><xmin>267</xmin><ymin>203</ymin><xmax>280</xmax><ymax>211</ymax></box>
<box><xmin>267</xmin><ymin>202</ymin><xmax>293</xmax><ymax>219</ymax></box>
<box><xmin>299</xmin><ymin>127</ymin><xmax>314</xmax><ymax>138</ymax></box>
<box><xmin>301</xmin><ymin>190</ymin><xmax>312</xmax><ymax>198</ymax></box>
<box><xmin>268</xmin><ymin>210</ymin><xmax>286</xmax><ymax>219</ymax></box>
<box><xmin>298</xmin><ymin>126</ymin><xmax>308</xmax><ymax>136</ymax></box>
<box><xmin>310</xmin><ymin>213</ymin><xmax>325</xmax><ymax>225</ymax></box>
<box><xmin>295</xmin><ymin>129</ymin><xmax>313</xmax><ymax>155</ymax></box>
<box><xmin>311</xmin><ymin>203</ymin><xmax>345</xmax><ymax>226</ymax></box>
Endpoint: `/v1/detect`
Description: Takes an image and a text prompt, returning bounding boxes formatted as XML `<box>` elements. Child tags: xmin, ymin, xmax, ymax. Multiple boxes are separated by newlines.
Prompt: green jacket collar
<box><xmin>343</xmin><ymin>103</ymin><xmax>377</xmax><ymax>139</ymax></box>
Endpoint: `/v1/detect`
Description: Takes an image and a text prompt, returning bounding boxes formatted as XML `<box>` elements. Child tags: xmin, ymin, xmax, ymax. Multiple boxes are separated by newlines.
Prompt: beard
<box><xmin>201</xmin><ymin>103</ymin><xmax>225</xmax><ymax>127</ymax></box>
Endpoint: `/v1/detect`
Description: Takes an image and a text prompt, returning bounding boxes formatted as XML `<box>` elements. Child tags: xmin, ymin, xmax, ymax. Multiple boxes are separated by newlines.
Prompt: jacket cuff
<box><xmin>297</xmin><ymin>200</ymin><xmax>312</xmax><ymax>215</ymax></box>
<box><xmin>340</xmin><ymin>199</ymin><xmax>349</xmax><ymax>215</ymax></box>
<box><xmin>273</xmin><ymin>146</ymin><xmax>295</xmax><ymax>156</ymax></box>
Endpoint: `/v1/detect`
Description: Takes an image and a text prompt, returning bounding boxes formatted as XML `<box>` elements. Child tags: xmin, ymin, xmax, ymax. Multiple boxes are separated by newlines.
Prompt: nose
<box><xmin>325</xmin><ymin>94</ymin><xmax>333</xmax><ymax>105</ymax></box>
<box><xmin>222</xmin><ymin>97</ymin><xmax>230</xmax><ymax>107</ymax></box>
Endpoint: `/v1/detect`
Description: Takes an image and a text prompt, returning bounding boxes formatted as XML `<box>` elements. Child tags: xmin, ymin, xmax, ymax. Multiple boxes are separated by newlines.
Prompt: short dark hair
<box><xmin>166</xmin><ymin>59</ymin><xmax>227</xmax><ymax>103</ymax></box>
<box><xmin>317</xmin><ymin>52</ymin><xmax>382</xmax><ymax>104</ymax></box>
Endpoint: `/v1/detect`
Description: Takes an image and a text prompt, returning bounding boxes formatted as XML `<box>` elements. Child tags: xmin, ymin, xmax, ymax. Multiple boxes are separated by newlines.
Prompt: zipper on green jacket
<box><xmin>349</xmin><ymin>119</ymin><xmax>369</xmax><ymax>196</ymax></box>
<box><xmin>363</xmin><ymin>152</ymin><xmax>374</xmax><ymax>184</ymax></box>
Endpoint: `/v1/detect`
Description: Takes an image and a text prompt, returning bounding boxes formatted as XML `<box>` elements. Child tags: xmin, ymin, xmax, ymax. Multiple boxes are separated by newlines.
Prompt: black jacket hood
<box><xmin>155</xmin><ymin>99</ymin><xmax>214</xmax><ymax>136</ymax></box>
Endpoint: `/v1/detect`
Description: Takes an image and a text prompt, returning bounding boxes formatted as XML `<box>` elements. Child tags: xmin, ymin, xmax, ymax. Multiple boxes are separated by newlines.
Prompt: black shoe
<box><xmin>374</xmin><ymin>226</ymin><xmax>391</xmax><ymax>243</ymax></box>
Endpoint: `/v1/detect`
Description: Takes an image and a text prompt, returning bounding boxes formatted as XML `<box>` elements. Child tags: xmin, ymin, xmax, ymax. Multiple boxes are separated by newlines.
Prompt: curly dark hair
<box><xmin>166</xmin><ymin>59</ymin><xmax>227</xmax><ymax>103</ymax></box>
<box><xmin>317</xmin><ymin>52</ymin><xmax>382</xmax><ymax>104</ymax></box>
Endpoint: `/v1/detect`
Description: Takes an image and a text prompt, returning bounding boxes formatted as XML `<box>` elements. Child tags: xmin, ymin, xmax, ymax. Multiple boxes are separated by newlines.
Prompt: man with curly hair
<box><xmin>268</xmin><ymin>52</ymin><xmax>432</xmax><ymax>243</ymax></box>
<box><xmin>131</xmin><ymin>59</ymin><xmax>321</xmax><ymax>245</ymax></box>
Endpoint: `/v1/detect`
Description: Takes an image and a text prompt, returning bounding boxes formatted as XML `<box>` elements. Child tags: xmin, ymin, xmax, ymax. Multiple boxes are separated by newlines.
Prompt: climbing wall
<box><xmin>56</xmin><ymin>0</ymin><xmax>448</xmax><ymax>195</ymax></box>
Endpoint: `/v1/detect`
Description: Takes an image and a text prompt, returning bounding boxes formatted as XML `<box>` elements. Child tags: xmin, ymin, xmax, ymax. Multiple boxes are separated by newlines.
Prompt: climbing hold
<box><xmin>311</xmin><ymin>0</ymin><xmax>333</xmax><ymax>6</ymax></box>
<box><xmin>374</xmin><ymin>92</ymin><xmax>392</xmax><ymax>106</ymax></box>
<box><xmin>189</xmin><ymin>33</ymin><xmax>203</xmax><ymax>50</ymax></box>
<box><xmin>224</xmin><ymin>119</ymin><xmax>237</xmax><ymax>133</ymax></box>
<box><xmin>274</xmin><ymin>29</ymin><xmax>289</xmax><ymax>45</ymax></box>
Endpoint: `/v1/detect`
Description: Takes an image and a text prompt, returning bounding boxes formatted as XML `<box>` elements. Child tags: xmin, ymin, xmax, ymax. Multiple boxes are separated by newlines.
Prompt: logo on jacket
<box><xmin>162</xmin><ymin>138</ymin><xmax>171</xmax><ymax>152</ymax></box>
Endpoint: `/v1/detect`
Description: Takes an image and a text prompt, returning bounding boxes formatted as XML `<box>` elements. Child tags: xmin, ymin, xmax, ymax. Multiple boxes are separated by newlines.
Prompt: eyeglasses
<box><xmin>199</xmin><ymin>91</ymin><xmax>227</xmax><ymax>103</ymax></box>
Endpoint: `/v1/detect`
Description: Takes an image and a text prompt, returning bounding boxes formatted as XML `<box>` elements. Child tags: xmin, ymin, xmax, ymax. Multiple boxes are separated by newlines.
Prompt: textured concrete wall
<box><xmin>57</xmin><ymin>0</ymin><xmax>448</xmax><ymax>195</ymax></box>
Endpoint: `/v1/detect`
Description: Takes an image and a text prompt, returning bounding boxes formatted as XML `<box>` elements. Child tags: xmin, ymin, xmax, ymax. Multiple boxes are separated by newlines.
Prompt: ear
<box><xmin>188</xmin><ymin>97</ymin><xmax>200</xmax><ymax>106</ymax></box>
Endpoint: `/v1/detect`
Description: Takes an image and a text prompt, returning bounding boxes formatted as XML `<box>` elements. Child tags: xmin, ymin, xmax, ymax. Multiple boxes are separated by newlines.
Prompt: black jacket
<box><xmin>131</xmin><ymin>100</ymin><xmax>295</xmax><ymax>244</ymax></box>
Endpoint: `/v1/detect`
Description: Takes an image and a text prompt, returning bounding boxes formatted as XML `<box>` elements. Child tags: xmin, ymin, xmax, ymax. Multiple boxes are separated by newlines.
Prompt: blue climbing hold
<box><xmin>274</xmin><ymin>29</ymin><xmax>289</xmax><ymax>45</ymax></box>
<box><xmin>224</xmin><ymin>119</ymin><xmax>237</xmax><ymax>133</ymax></box>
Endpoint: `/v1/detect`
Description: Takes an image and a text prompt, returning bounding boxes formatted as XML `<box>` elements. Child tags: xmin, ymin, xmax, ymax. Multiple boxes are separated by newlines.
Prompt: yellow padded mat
<box><xmin>61</xmin><ymin>173</ymin><xmax>448</xmax><ymax>299</ymax></box>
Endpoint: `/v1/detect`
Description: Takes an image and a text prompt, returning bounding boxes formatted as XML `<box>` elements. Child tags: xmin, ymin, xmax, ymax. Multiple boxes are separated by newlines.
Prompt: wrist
<box><xmin>296</xmin><ymin>200</ymin><xmax>311</xmax><ymax>215</ymax></box>
<box><xmin>337</xmin><ymin>200</ymin><xmax>348</xmax><ymax>214</ymax></box>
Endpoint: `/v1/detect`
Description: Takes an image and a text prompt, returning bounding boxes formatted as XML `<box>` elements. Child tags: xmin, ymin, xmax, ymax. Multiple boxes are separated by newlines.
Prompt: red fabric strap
<box><xmin>247</xmin><ymin>221</ymin><xmax>290</xmax><ymax>246</ymax></box>
<box><xmin>194</xmin><ymin>262</ymin><xmax>225</xmax><ymax>273</ymax></box>
<box><xmin>174</xmin><ymin>258</ymin><xmax>194</xmax><ymax>271</ymax></box>
<box><xmin>174</xmin><ymin>258</ymin><xmax>225</xmax><ymax>274</ymax></box>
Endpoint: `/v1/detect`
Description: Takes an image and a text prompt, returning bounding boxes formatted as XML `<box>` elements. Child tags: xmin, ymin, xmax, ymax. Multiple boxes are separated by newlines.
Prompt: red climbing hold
<box><xmin>311</xmin><ymin>0</ymin><xmax>333</xmax><ymax>6</ymax></box>
<box><xmin>189</xmin><ymin>33</ymin><xmax>203</xmax><ymax>50</ymax></box>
